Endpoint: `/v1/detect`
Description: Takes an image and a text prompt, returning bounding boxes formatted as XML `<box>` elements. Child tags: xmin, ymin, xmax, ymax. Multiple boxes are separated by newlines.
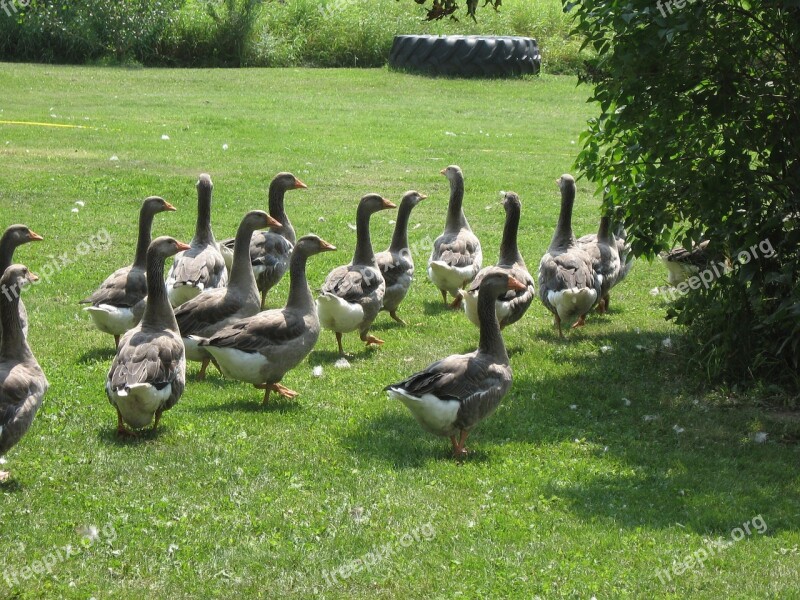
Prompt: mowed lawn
<box><xmin>0</xmin><ymin>65</ymin><xmax>798</xmax><ymax>599</ymax></box>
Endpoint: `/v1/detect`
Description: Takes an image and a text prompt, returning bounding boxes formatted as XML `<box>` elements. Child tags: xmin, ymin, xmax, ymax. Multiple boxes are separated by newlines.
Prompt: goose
<box><xmin>385</xmin><ymin>271</ymin><xmax>524</xmax><ymax>459</ymax></box>
<box><xmin>106</xmin><ymin>237</ymin><xmax>190</xmax><ymax>437</ymax></box>
<box><xmin>80</xmin><ymin>196</ymin><xmax>176</xmax><ymax>348</ymax></box>
<box><xmin>577</xmin><ymin>218</ymin><xmax>634</xmax><ymax>294</ymax></box>
<box><xmin>661</xmin><ymin>240</ymin><xmax>712</xmax><ymax>286</ymax></box>
<box><xmin>175</xmin><ymin>210</ymin><xmax>280</xmax><ymax>381</ymax></box>
<box><xmin>197</xmin><ymin>235</ymin><xmax>337</xmax><ymax>404</ymax></box>
<box><xmin>577</xmin><ymin>216</ymin><xmax>621</xmax><ymax>313</ymax></box>
<box><xmin>0</xmin><ymin>225</ymin><xmax>44</xmax><ymax>340</ymax></box>
<box><xmin>317</xmin><ymin>193</ymin><xmax>396</xmax><ymax>356</ymax></box>
<box><xmin>428</xmin><ymin>165</ymin><xmax>482</xmax><ymax>308</ymax></box>
<box><xmin>537</xmin><ymin>174</ymin><xmax>601</xmax><ymax>336</ymax></box>
<box><xmin>0</xmin><ymin>264</ymin><xmax>48</xmax><ymax>482</ymax></box>
<box><xmin>375</xmin><ymin>190</ymin><xmax>427</xmax><ymax>325</ymax></box>
<box><xmin>166</xmin><ymin>174</ymin><xmax>227</xmax><ymax>307</ymax></box>
<box><xmin>220</xmin><ymin>172</ymin><xmax>308</xmax><ymax>308</ymax></box>
<box><xmin>463</xmin><ymin>192</ymin><xmax>535</xmax><ymax>329</ymax></box>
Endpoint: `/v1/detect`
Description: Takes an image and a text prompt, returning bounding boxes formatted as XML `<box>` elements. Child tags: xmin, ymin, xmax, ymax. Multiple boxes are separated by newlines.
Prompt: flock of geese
<box><xmin>0</xmin><ymin>165</ymin><xmax>638</xmax><ymax>477</ymax></box>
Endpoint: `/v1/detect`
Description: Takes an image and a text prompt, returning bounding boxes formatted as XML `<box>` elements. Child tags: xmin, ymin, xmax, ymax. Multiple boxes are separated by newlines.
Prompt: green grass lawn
<box><xmin>0</xmin><ymin>65</ymin><xmax>798</xmax><ymax>599</ymax></box>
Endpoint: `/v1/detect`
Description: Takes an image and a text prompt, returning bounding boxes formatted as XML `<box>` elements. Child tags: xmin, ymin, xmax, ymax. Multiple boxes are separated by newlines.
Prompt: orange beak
<box><xmin>319</xmin><ymin>238</ymin><xmax>337</xmax><ymax>252</ymax></box>
<box><xmin>294</xmin><ymin>178</ymin><xmax>308</xmax><ymax>190</ymax></box>
<box><xmin>382</xmin><ymin>198</ymin><xmax>397</xmax><ymax>209</ymax></box>
<box><xmin>28</xmin><ymin>230</ymin><xmax>44</xmax><ymax>241</ymax></box>
<box><xmin>266</xmin><ymin>215</ymin><xmax>282</xmax><ymax>228</ymax></box>
<box><xmin>418</xmin><ymin>194</ymin><xmax>427</xmax><ymax>200</ymax></box>
<box><xmin>176</xmin><ymin>241</ymin><xmax>191</xmax><ymax>252</ymax></box>
<box><xmin>440</xmin><ymin>168</ymin><xmax>447</xmax><ymax>176</ymax></box>
<box><xmin>28</xmin><ymin>271</ymin><xmax>40</xmax><ymax>283</ymax></box>
<box><xmin>507</xmin><ymin>276</ymin><xmax>527</xmax><ymax>292</ymax></box>
<box><xmin>163</xmin><ymin>201</ymin><xmax>177</xmax><ymax>212</ymax></box>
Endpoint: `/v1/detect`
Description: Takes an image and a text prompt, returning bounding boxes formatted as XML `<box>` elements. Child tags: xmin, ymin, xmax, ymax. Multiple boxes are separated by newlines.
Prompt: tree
<box><xmin>568</xmin><ymin>0</ymin><xmax>799</xmax><ymax>389</ymax></box>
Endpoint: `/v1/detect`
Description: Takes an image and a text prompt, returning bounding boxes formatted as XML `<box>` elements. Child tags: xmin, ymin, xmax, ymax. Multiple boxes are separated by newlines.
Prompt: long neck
<box><xmin>498</xmin><ymin>203</ymin><xmax>523</xmax><ymax>267</ymax></box>
<box><xmin>0</xmin><ymin>284</ymin><xmax>32</xmax><ymax>361</ymax></box>
<box><xmin>228</xmin><ymin>222</ymin><xmax>258</xmax><ymax>292</ymax></box>
<box><xmin>142</xmin><ymin>253</ymin><xmax>177</xmax><ymax>331</ymax></box>
<box><xmin>445</xmin><ymin>176</ymin><xmax>468</xmax><ymax>232</ymax></box>
<box><xmin>389</xmin><ymin>201</ymin><xmax>413</xmax><ymax>252</ymax></box>
<box><xmin>0</xmin><ymin>235</ymin><xmax>18</xmax><ymax>274</ymax></box>
<box><xmin>352</xmin><ymin>208</ymin><xmax>376</xmax><ymax>267</ymax></box>
<box><xmin>551</xmin><ymin>186</ymin><xmax>576</xmax><ymax>249</ymax></box>
<box><xmin>268</xmin><ymin>184</ymin><xmax>295</xmax><ymax>244</ymax></box>
<box><xmin>195</xmin><ymin>189</ymin><xmax>214</xmax><ymax>244</ymax></box>
<box><xmin>477</xmin><ymin>286</ymin><xmax>507</xmax><ymax>361</ymax></box>
<box><xmin>597</xmin><ymin>216</ymin><xmax>611</xmax><ymax>244</ymax></box>
<box><xmin>133</xmin><ymin>207</ymin><xmax>156</xmax><ymax>269</ymax></box>
<box><xmin>285</xmin><ymin>248</ymin><xmax>314</xmax><ymax>313</ymax></box>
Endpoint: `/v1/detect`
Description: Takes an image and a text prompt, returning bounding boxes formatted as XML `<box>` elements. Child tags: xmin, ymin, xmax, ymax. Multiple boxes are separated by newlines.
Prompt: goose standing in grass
<box><xmin>538</xmin><ymin>174</ymin><xmax>600</xmax><ymax>336</ymax></box>
<box><xmin>106</xmin><ymin>237</ymin><xmax>190</xmax><ymax>437</ymax></box>
<box><xmin>613</xmin><ymin>222</ymin><xmax>634</xmax><ymax>284</ymax></box>
<box><xmin>0</xmin><ymin>225</ymin><xmax>43</xmax><ymax>340</ymax></box>
<box><xmin>317</xmin><ymin>194</ymin><xmax>396</xmax><ymax>356</ymax></box>
<box><xmin>385</xmin><ymin>271</ymin><xmax>524</xmax><ymax>459</ymax></box>
<box><xmin>220</xmin><ymin>172</ymin><xmax>308</xmax><ymax>308</ymax></box>
<box><xmin>0</xmin><ymin>264</ymin><xmax>48</xmax><ymax>482</ymax></box>
<box><xmin>176</xmin><ymin>211</ymin><xmax>279</xmax><ymax>381</ymax></box>
<box><xmin>166</xmin><ymin>174</ymin><xmax>227</xmax><ymax>307</ymax></box>
<box><xmin>463</xmin><ymin>192</ymin><xmax>535</xmax><ymax>328</ymax></box>
<box><xmin>428</xmin><ymin>165</ymin><xmax>482</xmax><ymax>308</ymax></box>
<box><xmin>577</xmin><ymin>216</ymin><xmax>621</xmax><ymax>313</ymax></box>
<box><xmin>198</xmin><ymin>235</ymin><xmax>336</xmax><ymax>404</ymax></box>
<box><xmin>80</xmin><ymin>197</ymin><xmax>176</xmax><ymax>348</ymax></box>
<box><xmin>375</xmin><ymin>190</ymin><xmax>426</xmax><ymax>325</ymax></box>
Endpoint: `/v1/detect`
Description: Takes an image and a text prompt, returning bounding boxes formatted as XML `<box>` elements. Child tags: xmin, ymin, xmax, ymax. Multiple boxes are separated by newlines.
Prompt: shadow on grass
<box><xmin>308</xmin><ymin>345</ymin><xmax>382</xmax><ymax>365</ymax></box>
<box><xmin>190</xmin><ymin>396</ymin><xmax>303</xmax><ymax>414</ymax></box>
<box><xmin>77</xmin><ymin>346</ymin><xmax>116</xmax><ymax>364</ymax></box>
<box><xmin>422</xmin><ymin>299</ymin><xmax>454</xmax><ymax>317</ymax></box>
<box><xmin>97</xmin><ymin>424</ymin><xmax>174</xmax><ymax>446</ymax></box>
<box><xmin>0</xmin><ymin>478</ymin><xmax>23</xmax><ymax>492</ymax></box>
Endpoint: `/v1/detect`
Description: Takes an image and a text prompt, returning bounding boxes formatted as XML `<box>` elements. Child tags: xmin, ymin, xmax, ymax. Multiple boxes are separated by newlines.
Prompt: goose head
<box><xmin>142</xmin><ymin>196</ymin><xmax>176</xmax><ymax>215</ymax></box>
<box><xmin>556</xmin><ymin>174</ymin><xmax>575</xmax><ymax>192</ymax></box>
<box><xmin>0</xmin><ymin>263</ymin><xmax>39</xmax><ymax>294</ymax></box>
<box><xmin>295</xmin><ymin>234</ymin><xmax>337</xmax><ymax>256</ymax></box>
<box><xmin>148</xmin><ymin>236</ymin><xmax>191</xmax><ymax>261</ymax></box>
<box><xmin>502</xmin><ymin>191</ymin><xmax>521</xmax><ymax>211</ymax></box>
<box><xmin>469</xmin><ymin>269</ymin><xmax>527</xmax><ymax>297</ymax></box>
<box><xmin>440</xmin><ymin>165</ymin><xmax>463</xmax><ymax>182</ymax></box>
<box><xmin>400</xmin><ymin>190</ymin><xmax>427</xmax><ymax>209</ymax></box>
<box><xmin>272</xmin><ymin>172</ymin><xmax>308</xmax><ymax>192</ymax></box>
<box><xmin>359</xmin><ymin>193</ymin><xmax>397</xmax><ymax>216</ymax></box>
<box><xmin>243</xmin><ymin>210</ymin><xmax>281</xmax><ymax>231</ymax></box>
<box><xmin>3</xmin><ymin>225</ymin><xmax>44</xmax><ymax>245</ymax></box>
<box><xmin>197</xmin><ymin>173</ymin><xmax>213</xmax><ymax>193</ymax></box>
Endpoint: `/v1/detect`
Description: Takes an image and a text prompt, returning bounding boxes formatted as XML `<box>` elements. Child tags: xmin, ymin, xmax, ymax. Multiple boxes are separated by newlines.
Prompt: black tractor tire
<box><xmin>388</xmin><ymin>35</ymin><xmax>541</xmax><ymax>78</ymax></box>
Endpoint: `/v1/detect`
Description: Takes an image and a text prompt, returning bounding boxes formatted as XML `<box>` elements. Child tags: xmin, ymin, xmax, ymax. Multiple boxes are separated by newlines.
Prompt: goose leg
<box><xmin>116</xmin><ymin>408</ymin><xmax>137</xmax><ymax>438</ymax></box>
<box><xmin>452</xmin><ymin>430</ymin><xmax>470</xmax><ymax>459</ymax></box>
<box><xmin>361</xmin><ymin>333</ymin><xmax>385</xmax><ymax>347</ymax></box>
<box><xmin>554</xmin><ymin>315</ymin><xmax>563</xmax><ymax>338</ymax></box>
<box><xmin>197</xmin><ymin>357</ymin><xmax>211</xmax><ymax>381</ymax></box>
<box><xmin>255</xmin><ymin>383</ymin><xmax>272</xmax><ymax>405</ymax></box>
<box><xmin>114</xmin><ymin>335</ymin><xmax>120</xmax><ymax>349</ymax></box>
<box><xmin>449</xmin><ymin>293</ymin><xmax>463</xmax><ymax>310</ymax></box>
<box><xmin>389</xmin><ymin>310</ymin><xmax>406</xmax><ymax>325</ymax></box>
<box><xmin>152</xmin><ymin>408</ymin><xmax>164</xmax><ymax>432</ymax></box>
<box><xmin>271</xmin><ymin>382</ymin><xmax>299</xmax><ymax>399</ymax></box>
<box><xmin>335</xmin><ymin>332</ymin><xmax>344</xmax><ymax>356</ymax></box>
<box><xmin>441</xmin><ymin>289</ymin><xmax>448</xmax><ymax>305</ymax></box>
<box><xmin>603</xmin><ymin>294</ymin><xmax>610</xmax><ymax>312</ymax></box>
<box><xmin>260</xmin><ymin>287</ymin><xmax>267</xmax><ymax>310</ymax></box>
<box><xmin>572</xmin><ymin>314</ymin><xmax>587</xmax><ymax>329</ymax></box>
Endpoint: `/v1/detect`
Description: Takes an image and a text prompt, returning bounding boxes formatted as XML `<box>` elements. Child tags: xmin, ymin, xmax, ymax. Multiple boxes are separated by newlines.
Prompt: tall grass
<box><xmin>0</xmin><ymin>0</ymin><xmax>587</xmax><ymax>73</ymax></box>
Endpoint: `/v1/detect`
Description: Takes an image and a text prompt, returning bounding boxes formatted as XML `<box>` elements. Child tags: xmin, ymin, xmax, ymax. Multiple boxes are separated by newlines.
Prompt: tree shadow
<box><xmin>422</xmin><ymin>299</ymin><xmax>453</xmax><ymax>317</ymax></box>
<box><xmin>97</xmin><ymin>423</ymin><xmax>173</xmax><ymax>446</ymax></box>
<box><xmin>190</xmin><ymin>396</ymin><xmax>303</xmax><ymax>414</ymax></box>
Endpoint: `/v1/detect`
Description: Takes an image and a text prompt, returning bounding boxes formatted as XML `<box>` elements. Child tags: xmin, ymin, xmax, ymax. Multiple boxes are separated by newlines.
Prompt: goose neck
<box><xmin>477</xmin><ymin>284</ymin><xmax>508</xmax><ymax>361</ymax></box>
<box><xmin>352</xmin><ymin>209</ymin><xmax>376</xmax><ymax>267</ymax></box>
<box><xmin>142</xmin><ymin>252</ymin><xmax>177</xmax><ymax>331</ymax></box>
<box><xmin>445</xmin><ymin>176</ymin><xmax>467</xmax><ymax>232</ymax></box>
<box><xmin>0</xmin><ymin>283</ymin><xmax>32</xmax><ymax>361</ymax></box>
<box><xmin>498</xmin><ymin>203</ymin><xmax>523</xmax><ymax>267</ymax></box>
<box><xmin>285</xmin><ymin>247</ymin><xmax>314</xmax><ymax>313</ymax></box>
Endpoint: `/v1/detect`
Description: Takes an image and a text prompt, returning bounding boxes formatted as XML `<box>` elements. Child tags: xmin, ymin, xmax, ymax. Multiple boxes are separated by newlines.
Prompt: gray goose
<box><xmin>80</xmin><ymin>196</ymin><xmax>176</xmax><ymax>348</ymax></box>
<box><xmin>317</xmin><ymin>193</ymin><xmax>396</xmax><ymax>356</ymax></box>
<box><xmin>385</xmin><ymin>271</ymin><xmax>524</xmax><ymax>459</ymax></box>
<box><xmin>0</xmin><ymin>264</ymin><xmax>48</xmax><ymax>482</ymax></box>
<box><xmin>577</xmin><ymin>216</ymin><xmax>622</xmax><ymax>313</ymax></box>
<box><xmin>537</xmin><ymin>174</ymin><xmax>601</xmax><ymax>336</ymax></box>
<box><xmin>428</xmin><ymin>165</ymin><xmax>483</xmax><ymax>309</ymax></box>
<box><xmin>375</xmin><ymin>190</ymin><xmax>427</xmax><ymax>325</ymax></box>
<box><xmin>661</xmin><ymin>240</ymin><xmax>713</xmax><ymax>286</ymax></box>
<box><xmin>198</xmin><ymin>235</ymin><xmax>336</xmax><ymax>404</ymax></box>
<box><xmin>221</xmin><ymin>172</ymin><xmax>308</xmax><ymax>308</ymax></box>
<box><xmin>106</xmin><ymin>237</ymin><xmax>190</xmax><ymax>437</ymax></box>
<box><xmin>0</xmin><ymin>225</ymin><xmax>44</xmax><ymax>339</ymax></box>
<box><xmin>176</xmin><ymin>210</ymin><xmax>279</xmax><ymax>381</ymax></box>
<box><xmin>463</xmin><ymin>192</ymin><xmax>535</xmax><ymax>329</ymax></box>
<box><xmin>166</xmin><ymin>174</ymin><xmax>228</xmax><ymax>307</ymax></box>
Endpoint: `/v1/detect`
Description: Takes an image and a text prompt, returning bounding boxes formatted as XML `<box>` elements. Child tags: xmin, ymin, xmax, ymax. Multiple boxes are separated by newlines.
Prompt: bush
<box><xmin>570</xmin><ymin>0</ymin><xmax>800</xmax><ymax>392</ymax></box>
